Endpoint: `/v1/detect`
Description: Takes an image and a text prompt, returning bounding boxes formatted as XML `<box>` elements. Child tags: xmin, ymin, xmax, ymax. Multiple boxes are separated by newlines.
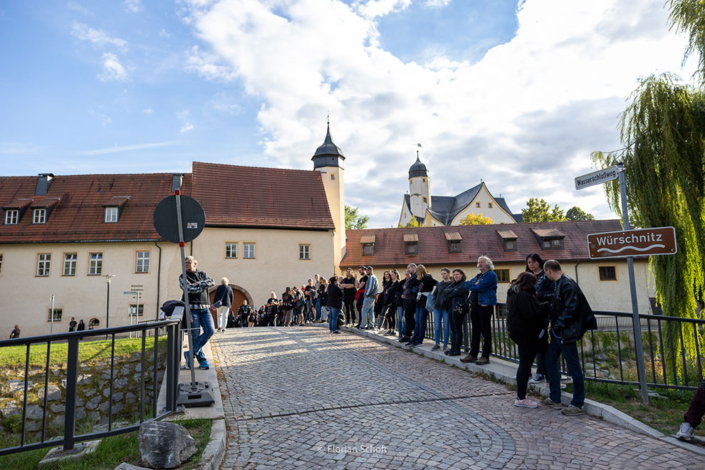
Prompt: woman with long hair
<box><xmin>376</xmin><ymin>270</ymin><xmax>392</xmax><ymax>331</ymax></box>
<box><xmin>507</xmin><ymin>271</ymin><xmax>550</xmax><ymax>408</ymax></box>
<box><xmin>281</xmin><ymin>287</ymin><xmax>294</xmax><ymax>326</ymax></box>
<box><xmin>431</xmin><ymin>268</ymin><xmax>452</xmax><ymax>351</ymax></box>
<box><xmin>383</xmin><ymin>269</ymin><xmax>401</xmax><ymax>335</ymax></box>
<box><xmin>525</xmin><ymin>253</ymin><xmax>556</xmax><ymax>384</ymax></box>
<box><xmin>326</xmin><ymin>276</ymin><xmax>344</xmax><ymax>334</ymax></box>
<box><xmin>445</xmin><ymin>269</ymin><xmax>469</xmax><ymax>356</ymax></box>
<box><xmin>407</xmin><ymin>265</ymin><xmax>437</xmax><ymax>347</ymax></box>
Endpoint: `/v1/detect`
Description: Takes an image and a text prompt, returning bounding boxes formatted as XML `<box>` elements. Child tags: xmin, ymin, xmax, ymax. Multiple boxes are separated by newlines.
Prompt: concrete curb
<box><xmin>195</xmin><ymin>418</ymin><xmax>227</xmax><ymax>470</ymax></box>
<box><xmin>335</xmin><ymin>325</ymin><xmax>705</xmax><ymax>456</ymax></box>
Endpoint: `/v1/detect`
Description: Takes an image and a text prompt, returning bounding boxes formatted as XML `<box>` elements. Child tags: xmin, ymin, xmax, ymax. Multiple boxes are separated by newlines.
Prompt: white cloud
<box><xmin>66</xmin><ymin>2</ymin><xmax>90</xmax><ymax>15</ymax></box>
<box><xmin>80</xmin><ymin>141</ymin><xmax>177</xmax><ymax>155</ymax></box>
<box><xmin>101</xmin><ymin>115</ymin><xmax>112</xmax><ymax>126</ymax></box>
<box><xmin>182</xmin><ymin>0</ymin><xmax>696</xmax><ymax>226</ymax></box>
<box><xmin>207</xmin><ymin>92</ymin><xmax>241</xmax><ymax>114</ymax></box>
<box><xmin>124</xmin><ymin>0</ymin><xmax>143</xmax><ymax>13</ymax></box>
<box><xmin>98</xmin><ymin>52</ymin><xmax>128</xmax><ymax>81</ymax></box>
<box><xmin>71</xmin><ymin>22</ymin><xmax>128</xmax><ymax>50</ymax></box>
<box><xmin>180</xmin><ymin>122</ymin><xmax>195</xmax><ymax>133</ymax></box>
<box><xmin>143</xmin><ymin>108</ymin><xmax>153</xmax><ymax>114</ymax></box>
<box><xmin>424</xmin><ymin>0</ymin><xmax>451</xmax><ymax>7</ymax></box>
<box><xmin>159</xmin><ymin>29</ymin><xmax>171</xmax><ymax>38</ymax></box>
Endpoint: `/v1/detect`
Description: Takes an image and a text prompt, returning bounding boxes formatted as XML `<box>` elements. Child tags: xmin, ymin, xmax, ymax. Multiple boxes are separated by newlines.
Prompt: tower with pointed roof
<box><xmin>408</xmin><ymin>151</ymin><xmax>431</xmax><ymax>220</ymax></box>
<box><xmin>312</xmin><ymin>118</ymin><xmax>346</xmax><ymax>266</ymax></box>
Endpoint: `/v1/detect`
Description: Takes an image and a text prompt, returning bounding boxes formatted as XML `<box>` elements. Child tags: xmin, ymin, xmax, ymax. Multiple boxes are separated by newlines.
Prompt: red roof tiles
<box><xmin>191</xmin><ymin>162</ymin><xmax>334</xmax><ymax>230</ymax></box>
<box><xmin>341</xmin><ymin>220</ymin><xmax>624</xmax><ymax>268</ymax></box>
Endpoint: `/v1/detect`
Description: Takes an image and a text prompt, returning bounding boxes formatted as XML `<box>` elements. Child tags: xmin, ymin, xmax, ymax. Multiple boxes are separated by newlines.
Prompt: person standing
<box><xmin>382</xmin><ymin>269</ymin><xmax>400</xmax><ymax>335</ymax></box>
<box><xmin>179</xmin><ymin>256</ymin><xmax>216</xmax><ymax>370</ymax></box>
<box><xmin>341</xmin><ymin>268</ymin><xmax>357</xmax><ymax>326</ymax></box>
<box><xmin>266</xmin><ymin>292</ymin><xmax>279</xmax><ymax>326</ymax></box>
<box><xmin>445</xmin><ymin>270</ymin><xmax>469</xmax><ymax>356</ymax></box>
<box><xmin>214</xmin><ymin>277</ymin><xmax>234</xmax><ymax>332</ymax></box>
<box><xmin>676</xmin><ymin>379</ymin><xmax>705</xmax><ymax>441</ymax></box>
<box><xmin>318</xmin><ymin>277</ymin><xmax>329</xmax><ymax>322</ymax></box>
<box><xmin>69</xmin><ymin>317</ymin><xmax>77</xmax><ymax>332</ymax></box>
<box><xmin>431</xmin><ymin>268</ymin><xmax>452</xmax><ymax>351</ymax></box>
<box><xmin>237</xmin><ymin>300</ymin><xmax>252</xmax><ymax>327</ymax></box>
<box><xmin>355</xmin><ymin>267</ymin><xmax>368</xmax><ymax>327</ymax></box>
<box><xmin>542</xmin><ymin>260</ymin><xmax>596</xmax><ymax>415</ymax></box>
<box><xmin>281</xmin><ymin>287</ymin><xmax>294</xmax><ymax>326</ymax></box>
<box><xmin>313</xmin><ymin>274</ymin><xmax>323</xmax><ymax>322</ymax></box>
<box><xmin>462</xmin><ymin>256</ymin><xmax>498</xmax><ymax>365</ymax></box>
<box><xmin>506</xmin><ymin>272</ymin><xmax>550</xmax><ymax>408</ymax></box>
<box><xmin>9</xmin><ymin>324</ymin><xmax>20</xmax><ymax>339</ymax></box>
<box><xmin>525</xmin><ymin>253</ymin><xmax>556</xmax><ymax>385</ymax></box>
<box><xmin>407</xmin><ymin>265</ymin><xmax>437</xmax><ymax>346</ymax></box>
<box><xmin>327</xmin><ymin>276</ymin><xmax>344</xmax><ymax>334</ymax></box>
<box><xmin>359</xmin><ymin>266</ymin><xmax>379</xmax><ymax>329</ymax></box>
<box><xmin>399</xmin><ymin>264</ymin><xmax>419</xmax><ymax>343</ymax></box>
<box><xmin>304</xmin><ymin>279</ymin><xmax>316</xmax><ymax>323</ymax></box>
<box><xmin>77</xmin><ymin>319</ymin><xmax>86</xmax><ymax>331</ymax></box>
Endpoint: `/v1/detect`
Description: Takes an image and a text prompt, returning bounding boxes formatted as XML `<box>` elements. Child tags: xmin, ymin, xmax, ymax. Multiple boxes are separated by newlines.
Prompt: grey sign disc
<box><xmin>153</xmin><ymin>195</ymin><xmax>206</xmax><ymax>243</ymax></box>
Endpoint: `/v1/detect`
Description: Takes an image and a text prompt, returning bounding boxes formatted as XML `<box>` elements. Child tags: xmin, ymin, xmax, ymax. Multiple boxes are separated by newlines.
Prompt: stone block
<box><xmin>139</xmin><ymin>421</ymin><xmax>196</xmax><ymax>469</ymax></box>
<box><xmin>26</xmin><ymin>404</ymin><xmax>45</xmax><ymax>420</ymax></box>
<box><xmin>38</xmin><ymin>384</ymin><xmax>62</xmax><ymax>401</ymax></box>
<box><xmin>7</xmin><ymin>380</ymin><xmax>34</xmax><ymax>393</ymax></box>
<box><xmin>84</xmin><ymin>388</ymin><xmax>97</xmax><ymax>397</ymax></box>
<box><xmin>38</xmin><ymin>440</ymin><xmax>100</xmax><ymax>468</ymax></box>
<box><xmin>50</xmin><ymin>403</ymin><xmax>64</xmax><ymax>413</ymax></box>
<box><xmin>114</xmin><ymin>378</ymin><xmax>128</xmax><ymax>389</ymax></box>
<box><xmin>76</xmin><ymin>407</ymin><xmax>87</xmax><ymax>421</ymax></box>
<box><xmin>76</xmin><ymin>374</ymin><xmax>93</xmax><ymax>386</ymax></box>
<box><xmin>51</xmin><ymin>414</ymin><xmax>65</xmax><ymax>428</ymax></box>
<box><xmin>86</xmin><ymin>396</ymin><xmax>102</xmax><ymax>411</ymax></box>
<box><xmin>1</xmin><ymin>400</ymin><xmax>20</xmax><ymax>418</ymax></box>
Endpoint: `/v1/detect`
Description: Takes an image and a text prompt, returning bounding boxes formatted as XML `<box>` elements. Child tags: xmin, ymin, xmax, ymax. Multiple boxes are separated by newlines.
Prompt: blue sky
<box><xmin>0</xmin><ymin>1</ymin><xmax>695</xmax><ymax>227</ymax></box>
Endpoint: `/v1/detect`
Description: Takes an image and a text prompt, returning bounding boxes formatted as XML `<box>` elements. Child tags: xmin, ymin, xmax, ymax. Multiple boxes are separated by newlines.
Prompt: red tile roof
<box><xmin>0</xmin><ymin>173</ymin><xmax>185</xmax><ymax>243</ymax></box>
<box><xmin>341</xmin><ymin>220</ymin><xmax>624</xmax><ymax>268</ymax></box>
<box><xmin>191</xmin><ymin>162</ymin><xmax>334</xmax><ymax>230</ymax></box>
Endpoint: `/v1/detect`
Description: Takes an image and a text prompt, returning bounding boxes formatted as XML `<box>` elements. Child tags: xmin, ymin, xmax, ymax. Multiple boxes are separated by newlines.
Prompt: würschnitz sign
<box><xmin>587</xmin><ymin>227</ymin><xmax>677</xmax><ymax>259</ymax></box>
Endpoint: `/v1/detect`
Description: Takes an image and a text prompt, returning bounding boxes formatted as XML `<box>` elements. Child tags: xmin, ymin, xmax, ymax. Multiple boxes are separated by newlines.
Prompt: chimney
<box><xmin>36</xmin><ymin>173</ymin><xmax>54</xmax><ymax>196</ymax></box>
<box><xmin>171</xmin><ymin>174</ymin><xmax>184</xmax><ymax>192</ymax></box>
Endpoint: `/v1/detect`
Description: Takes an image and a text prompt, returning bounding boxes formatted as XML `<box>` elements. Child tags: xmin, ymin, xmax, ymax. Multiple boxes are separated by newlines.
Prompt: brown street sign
<box><xmin>587</xmin><ymin>226</ymin><xmax>677</xmax><ymax>259</ymax></box>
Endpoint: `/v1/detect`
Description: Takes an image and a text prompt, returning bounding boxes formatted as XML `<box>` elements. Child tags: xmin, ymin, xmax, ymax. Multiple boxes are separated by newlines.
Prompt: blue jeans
<box><xmin>315</xmin><ymin>298</ymin><xmax>322</xmax><ymax>321</ymax></box>
<box><xmin>410</xmin><ymin>305</ymin><xmax>428</xmax><ymax>344</ymax></box>
<box><xmin>433</xmin><ymin>309</ymin><xmax>450</xmax><ymax>347</ymax></box>
<box><xmin>546</xmin><ymin>330</ymin><xmax>585</xmax><ymax>407</ymax></box>
<box><xmin>329</xmin><ymin>308</ymin><xmax>340</xmax><ymax>332</ymax></box>
<box><xmin>396</xmin><ymin>306</ymin><xmax>404</xmax><ymax>338</ymax></box>
<box><xmin>189</xmin><ymin>309</ymin><xmax>215</xmax><ymax>364</ymax></box>
<box><xmin>360</xmin><ymin>297</ymin><xmax>376</xmax><ymax>328</ymax></box>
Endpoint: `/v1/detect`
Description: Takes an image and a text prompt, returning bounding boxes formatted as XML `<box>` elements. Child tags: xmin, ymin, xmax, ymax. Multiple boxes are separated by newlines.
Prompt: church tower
<box><xmin>312</xmin><ymin>119</ymin><xmax>346</xmax><ymax>268</ymax></box>
<box><xmin>408</xmin><ymin>151</ymin><xmax>430</xmax><ymax>219</ymax></box>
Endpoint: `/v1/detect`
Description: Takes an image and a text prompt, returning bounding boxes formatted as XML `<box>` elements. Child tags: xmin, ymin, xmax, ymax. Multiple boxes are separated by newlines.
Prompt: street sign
<box><xmin>587</xmin><ymin>226</ymin><xmax>677</xmax><ymax>259</ymax></box>
<box><xmin>575</xmin><ymin>165</ymin><xmax>620</xmax><ymax>190</ymax></box>
<box><xmin>153</xmin><ymin>195</ymin><xmax>205</xmax><ymax>244</ymax></box>
<box><xmin>123</xmin><ymin>291</ymin><xmax>139</xmax><ymax>295</ymax></box>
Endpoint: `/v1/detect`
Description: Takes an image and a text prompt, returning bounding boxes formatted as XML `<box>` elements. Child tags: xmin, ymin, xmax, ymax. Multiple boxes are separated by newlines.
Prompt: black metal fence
<box><xmin>423</xmin><ymin>304</ymin><xmax>705</xmax><ymax>391</ymax></box>
<box><xmin>0</xmin><ymin>312</ymin><xmax>183</xmax><ymax>457</ymax></box>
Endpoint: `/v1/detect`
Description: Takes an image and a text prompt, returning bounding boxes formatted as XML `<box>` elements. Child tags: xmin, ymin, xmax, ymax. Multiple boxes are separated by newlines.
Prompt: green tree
<box><xmin>458</xmin><ymin>212</ymin><xmax>494</xmax><ymax>225</ymax></box>
<box><xmin>345</xmin><ymin>205</ymin><xmax>369</xmax><ymax>230</ymax></box>
<box><xmin>566</xmin><ymin>206</ymin><xmax>595</xmax><ymax>221</ymax></box>
<box><xmin>399</xmin><ymin>216</ymin><xmax>421</xmax><ymax>228</ymax></box>
<box><xmin>590</xmin><ymin>1</ymin><xmax>705</xmax><ymax>370</ymax></box>
<box><xmin>521</xmin><ymin>198</ymin><xmax>567</xmax><ymax>222</ymax></box>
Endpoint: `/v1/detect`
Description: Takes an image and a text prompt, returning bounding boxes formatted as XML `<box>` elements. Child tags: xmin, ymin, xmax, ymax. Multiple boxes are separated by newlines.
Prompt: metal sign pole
<box><xmin>50</xmin><ymin>295</ymin><xmax>55</xmax><ymax>335</ymax></box>
<box><xmin>175</xmin><ymin>191</ymin><xmax>197</xmax><ymax>387</ymax></box>
<box><xmin>618</xmin><ymin>162</ymin><xmax>649</xmax><ymax>405</ymax></box>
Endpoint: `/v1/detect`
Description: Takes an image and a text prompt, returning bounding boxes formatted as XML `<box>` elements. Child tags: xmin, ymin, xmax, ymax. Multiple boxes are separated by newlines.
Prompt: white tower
<box><xmin>312</xmin><ymin>120</ymin><xmax>346</xmax><ymax>269</ymax></box>
<box><xmin>408</xmin><ymin>151</ymin><xmax>430</xmax><ymax>219</ymax></box>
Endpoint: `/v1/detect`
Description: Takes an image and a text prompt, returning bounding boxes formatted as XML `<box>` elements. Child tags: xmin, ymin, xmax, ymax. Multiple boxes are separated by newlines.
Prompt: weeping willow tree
<box><xmin>591</xmin><ymin>1</ymin><xmax>705</xmax><ymax>374</ymax></box>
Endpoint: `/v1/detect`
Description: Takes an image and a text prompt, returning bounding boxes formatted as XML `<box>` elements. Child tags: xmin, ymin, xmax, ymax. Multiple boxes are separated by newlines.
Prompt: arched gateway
<box><xmin>208</xmin><ymin>284</ymin><xmax>253</xmax><ymax>324</ymax></box>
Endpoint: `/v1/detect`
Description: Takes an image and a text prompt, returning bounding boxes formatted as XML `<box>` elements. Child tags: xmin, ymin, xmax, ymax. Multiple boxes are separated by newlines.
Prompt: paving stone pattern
<box><xmin>212</xmin><ymin>327</ymin><xmax>705</xmax><ymax>469</ymax></box>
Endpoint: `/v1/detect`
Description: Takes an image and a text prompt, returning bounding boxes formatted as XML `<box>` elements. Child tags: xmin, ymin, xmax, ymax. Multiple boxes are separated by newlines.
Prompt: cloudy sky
<box><xmin>0</xmin><ymin>0</ymin><xmax>697</xmax><ymax>227</ymax></box>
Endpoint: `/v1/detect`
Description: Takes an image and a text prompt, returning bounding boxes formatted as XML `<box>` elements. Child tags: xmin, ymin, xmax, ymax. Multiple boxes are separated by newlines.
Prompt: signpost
<box><xmin>153</xmin><ymin>192</ymin><xmax>213</xmax><ymax>408</ymax></box>
<box><xmin>577</xmin><ymin>162</ymin><xmax>678</xmax><ymax>405</ymax></box>
<box><xmin>124</xmin><ymin>290</ymin><xmax>141</xmax><ymax>338</ymax></box>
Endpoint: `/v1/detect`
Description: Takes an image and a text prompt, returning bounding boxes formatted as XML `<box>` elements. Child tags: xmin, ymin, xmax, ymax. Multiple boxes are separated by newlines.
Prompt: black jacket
<box><xmin>419</xmin><ymin>274</ymin><xmax>438</xmax><ymax>294</ymax></box>
<box><xmin>432</xmin><ymin>280</ymin><xmax>452</xmax><ymax>310</ymax></box>
<box><xmin>506</xmin><ymin>288</ymin><xmax>549</xmax><ymax>347</ymax></box>
<box><xmin>534</xmin><ymin>270</ymin><xmax>556</xmax><ymax>302</ymax></box>
<box><xmin>550</xmin><ymin>274</ymin><xmax>597</xmax><ymax>342</ymax></box>
<box><xmin>326</xmin><ymin>284</ymin><xmax>344</xmax><ymax>309</ymax></box>
<box><xmin>214</xmin><ymin>284</ymin><xmax>234</xmax><ymax>307</ymax></box>
<box><xmin>445</xmin><ymin>281</ymin><xmax>469</xmax><ymax>313</ymax></box>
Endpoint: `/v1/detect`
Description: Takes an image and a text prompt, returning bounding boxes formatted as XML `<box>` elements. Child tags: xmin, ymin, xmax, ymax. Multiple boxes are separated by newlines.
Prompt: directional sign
<box><xmin>587</xmin><ymin>226</ymin><xmax>677</xmax><ymax>259</ymax></box>
<box><xmin>575</xmin><ymin>165</ymin><xmax>620</xmax><ymax>190</ymax></box>
<box><xmin>123</xmin><ymin>291</ymin><xmax>139</xmax><ymax>295</ymax></box>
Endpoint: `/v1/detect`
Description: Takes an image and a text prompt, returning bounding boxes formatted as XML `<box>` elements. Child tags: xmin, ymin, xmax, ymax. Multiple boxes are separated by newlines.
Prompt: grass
<box><xmin>564</xmin><ymin>381</ymin><xmax>704</xmax><ymax>441</ymax></box>
<box><xmin>0</xmin><ymin>418</ymin><xmax>212</xmax><ymax>470</ymax></box>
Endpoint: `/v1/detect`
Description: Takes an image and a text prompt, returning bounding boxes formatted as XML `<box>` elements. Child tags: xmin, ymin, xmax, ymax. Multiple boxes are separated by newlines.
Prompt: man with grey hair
<box><xmin>214</xmin><ymin>277</ymin><xmax>233</xmax><ymax>332</ymax></box>
<box><xmin>462</xmin><ymin>256</ymin><xmax>498</xmax><ymax>365</ymax></box>
<box><xmin>359</xmin><ymin>266</ymin><xmax>380</xmax><ymax>329</ymax></box>
<box><xmin>180</xmin><ymin>256</ymin><xmax>215</xmax><ymax>370</ymax></box>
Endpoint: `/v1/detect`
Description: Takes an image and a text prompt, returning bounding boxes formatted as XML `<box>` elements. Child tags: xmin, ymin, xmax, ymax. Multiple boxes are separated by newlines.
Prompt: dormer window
<box><xmin>104</xmin><ymin>207</ymin><xmax>119</xmax><ymax>223</ymax></box>
<box><xmin>4</xmin><ymin>210</ymin><xmax>18</xmax><ymax>225</ymax></box>
<box><xmin>445</xmin><ymin>232</ymin><xmax>462</xmax><ymax>253</ymax></box>
<box><xmin>33</xmin><ymin>208</ymin><xmax>46</xmax><ymax>224</ymax></box>
<box><xmin>404</xmin><ymin>233</ymin><xmax>419</xmax><ymax>255</ymax></box>
<box><xmin>497</xmin><ymin>229</ymin><xmax>518</xmax><ymax>252</ymax></box>
<box><xmin>361</xmin><ymin>234</ymin><xmax>375</xmax><ymax>256</ymax></box>
<box><xmin>532</xmin><ymin>228</ymin><xmax>565</xmax><ymax>250</ymax></box>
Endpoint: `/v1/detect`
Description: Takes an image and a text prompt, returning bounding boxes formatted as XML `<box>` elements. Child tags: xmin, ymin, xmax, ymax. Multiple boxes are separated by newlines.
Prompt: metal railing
<box><xmin>0</xmin><ymin>311</ymin><xmax>183</xmax><ymax>457</ymax></box>
<box><xmin>422</xmin><ymin>304</ymin><xmax>705</xmax><ymax>391</ymax></box>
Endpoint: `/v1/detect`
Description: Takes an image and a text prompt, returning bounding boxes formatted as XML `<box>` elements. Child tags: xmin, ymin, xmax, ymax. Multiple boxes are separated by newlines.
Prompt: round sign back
<box><xmin>153</xmin><ymin>195</ymin><xmax>206</xmax><ymax>243</ymax></box>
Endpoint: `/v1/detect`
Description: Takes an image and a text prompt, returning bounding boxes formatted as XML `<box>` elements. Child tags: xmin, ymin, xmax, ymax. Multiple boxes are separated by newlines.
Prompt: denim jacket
<box><xmin>465</xmin><ymin>270</ymin><xmax>498</xmax><ymax>306</ymax></box>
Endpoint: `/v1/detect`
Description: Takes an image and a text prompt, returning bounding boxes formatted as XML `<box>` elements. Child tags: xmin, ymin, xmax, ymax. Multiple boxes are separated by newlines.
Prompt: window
<box><xmin>129</xmin><ymin>304</ymin><xmax>144</xmax><ymax>316</ymax></box>
<box><xmin>504</xmin><ymin>240</ymin><xmax>517</xmax><ymax>251</ymax></box>
<box><xmin>299</xmin><ymin>244</ymin><xmax>311</xmax><ymax>260</ymax></box>
<box><xmin>33</xmin><ymin>208</ymin><xmax>46</xmax><ymax>224</ymax></box>
<box><xmin>405</xmin><ymin>243</ymin><xmax>418</xmax><ymax>255</ymax></box>
<box><xmin>599</xmin><ymin>266</ymin><xmax>617</xmax><ymax>281</ymax></box>
<box><xmin>552</xmin><ymin>239</ymin><xmax>562</xmax><ymax>248</ymax></box>
<box><xmin>423</xmin><ymin>197</ymin><xmax>428</xmax><ymax>203</ymax></box>
<box><xmin>47</xmin><ymin>308</ymin><xmax>62</xmax><ymax>322</ymax></box>
<box><xmin>448</xmin><ymin>241</ymin><xmax>461</xmax><ymax>253</ymax></box>
<box><xmin>422</xmin><ymin>178</ymin><xmax>426</xmax><ymax>183</ymax></box>
<box><xmin>104</xmin><ymin>207</ymin><xmax>118</xmax><ymax>223</ymax></box>
<box><xmin>243</xmin><ymin>243</ymin><xmax>255</xmax><ymax>259</ymax></box>
<box><xmin>0</xmin><ymin>253</ymin><xmax>3</xmax><ymax>273</ymax></box>
<box><xmin>542</xmin><ymin>238</ymin><xmax>564</xmax><ymax>250</ymax></box>
<box><xmin>89</xmin><ymin>252</ymin><xmax>103</xmax><ymax>275</ymax></box>
<box><xmin>4</xmin><ymin>210</ymin><xmax>18</xmax><ymax>225</ymax></box>
<box><xmin>63</xmin><ymin>253</ymin><xmax>77</xmax><ymax>276</ymax></box>
<box><xmin>331</xmin><ymin>174</ymin><xmax>335</xmax><ymax>180</ymax></box>
<box><xmin>37</xmin><ymin>253</ymin><xmax>51</xmax><ymax>277</ymax></box>
<box><xmin>225</xmin><ymin>243</ymin><xmax>238</xmax><ymax>259</ymax></box>
<box><xmin>496</xmin><ymin>269</ymin><xmax>511</xmax><ymax>283</ymax></box>
<box><xmin>476</xmin><ymin>202</ymin><xmax>481</xmax><ymax>208</ymax></box>
<box><xmin>362</xmin><ymin>243</ymin><xmax>374</xmax><ymax>256</ymax></box>
<box><xmin>488</xmin><ymin>202</ymin><xmax>493</xmax><ymax>209</ymax></box>
<box><xmin>136</xmin><ymin>251</ymin><xmax>149</xmax><ymax>273</ymax></box>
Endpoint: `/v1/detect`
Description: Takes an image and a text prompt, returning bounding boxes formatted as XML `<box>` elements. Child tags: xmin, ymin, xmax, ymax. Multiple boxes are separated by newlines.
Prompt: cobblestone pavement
<box><xmin>212</xmin><ymin>327</ymin><xmax>705</xmax><ymax>469</ymax></box>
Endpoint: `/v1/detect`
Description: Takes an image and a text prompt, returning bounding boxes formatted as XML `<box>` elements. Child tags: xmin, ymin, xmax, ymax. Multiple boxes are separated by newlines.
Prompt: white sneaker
<box><xmin>514</xmin><ymin>397</ymin><xmax>539</xmax><ymax>408</ymax></box>
<box><xmin>529</xmin><ymin>373</ymin><xmax>545</xmax><ymax>384</ymax></box>
<box><xmin>677</xmin><ymin>422</ymin><xmax>695</xmax><ymax>441</ymax></box>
